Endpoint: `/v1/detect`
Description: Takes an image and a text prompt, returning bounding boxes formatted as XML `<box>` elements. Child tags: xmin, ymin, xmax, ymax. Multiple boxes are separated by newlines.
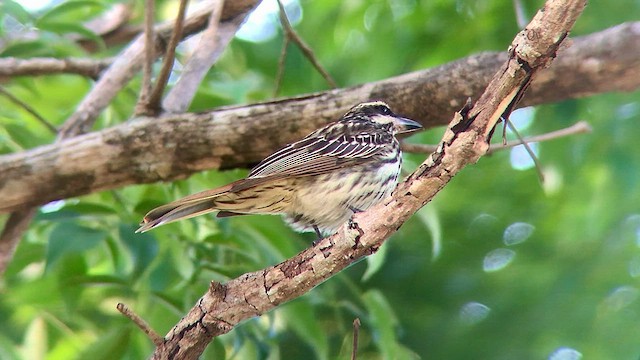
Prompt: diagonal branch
<box><xmin>0</xmin><ymin>86</ymin><xmax>57</xmax><ymax>134</ymax></box>
<box><xmin>0</xmin><ymin>22</ymin><xmax>637</xmax><ymax>215</ymax></box>
<box><xmin>276</xmin><ymin>0</ymin><xmax>337</xmax><ymax>88</ymax></box>
<box><xmin>150</xmin><ymin>0</ymin><xmax>587</xmax><ymax>357</ymax></box>
<box><xmin>273</xmin><ymin>34</ymin><xmax>291</xmax><ymax>96</ymax></box>
<box><xmin>163</xmin><ymin>0</ymin><xmax>226</xmax><ymax>113</ymax></box>
<box><xmin>144</xmin><ymin>0</ymin><xmax>190</xmax><ymax>115</ymax></box>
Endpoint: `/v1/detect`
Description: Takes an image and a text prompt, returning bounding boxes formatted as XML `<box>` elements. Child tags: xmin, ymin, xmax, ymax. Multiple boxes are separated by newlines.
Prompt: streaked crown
<box><xmin>341</xmin><ymin>101</ymin><xmax>422</xmax><ymax>134</ymax></box>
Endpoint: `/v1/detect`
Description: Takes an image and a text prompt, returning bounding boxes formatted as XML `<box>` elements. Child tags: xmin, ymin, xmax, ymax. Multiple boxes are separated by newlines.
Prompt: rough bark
<box><xmin>0</xmin><ymin>22</ymin><xmax>638</xmax><ymax>213</ymax></box>
<box><xmin>150</xmin><ymin>0</ymin><xmax>587</xmax><ymax>357</ymax></box>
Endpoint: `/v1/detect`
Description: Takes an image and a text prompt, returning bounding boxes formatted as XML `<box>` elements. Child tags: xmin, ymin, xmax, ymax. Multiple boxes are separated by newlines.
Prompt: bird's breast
<box><xmin>284</xmin><ymin>151</ymin><xmax>402</xmax><ymax>235</ymax></box>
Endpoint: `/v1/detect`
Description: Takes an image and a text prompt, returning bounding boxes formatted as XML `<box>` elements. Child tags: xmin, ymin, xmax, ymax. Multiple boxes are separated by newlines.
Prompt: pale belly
<box><xmin>284</xmin><ymin>160</ymin><xmax>401</xmax><ymax>235</ymax></box>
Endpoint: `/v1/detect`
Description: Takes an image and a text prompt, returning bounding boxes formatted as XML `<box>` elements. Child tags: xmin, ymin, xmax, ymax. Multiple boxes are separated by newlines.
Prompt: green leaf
<box><xmin>36</xmin><ymin>0</ymin><xmax>105</xmax><ymax>24</ymax></box>
<box><xmin>0</xmin><ymin>333</ymin><xmax>22</xmax><ymax>360</ymax></box>
<box><xmin>362</xmin><ymin>290</ymin><xmax>400</xmax><ymax>359</ymax></box>
<box><xmin>148</xmin><ymin>253</ymin><xmax>183</xmax><ymax>293</ymax></box>
<box><xmin>56</xmin><ymin>254</ymin><xmax>88</xmax><ymax>309</ymax></box>
<box><xmin>202</xmin><ymin>338</ymin><xmax>226</xmax><ymax>359</ymax></box>
<box><xmin>0</xmin><ymin>0</ymin><xmax>33</xmax><ymax>24</ymax></box>
<box><xmin>35</xmin><ymin>21</ymin><xmax>104</xmax><ymax>49</ymax></box>
<box><xmin>0</xmin><ymin>40</ymin><xmax>53</xmax><ymax>57</ymax></box>
<box><xmin>75</xmin><ymin>327</ymin><xmax>131</xmax><ymax>360</ymax></box>
<box><xmin>415</xmin><ymin>205</ymin><xmax>443</xmax><ymax>260</ymax></box>
<box><xmin>281</xmin><ymin>300</ymin><xmax>329</xmax><ymax>360</ymax></box>
<box><xmin>46</xmin><ymin>223</ymin><xmax>106</xmax><ymax>270</ymax></box>
<box><xmin>362</xmin><ymin>241</ymin><xmax>389</xmax><ymax>281</ymax></box>
<box><xmin>3</xmin><ymin>122</ymin><xmax>46</xmax><ymax>149</ymax></box>
<box><xmin>118</xmin><ymin>224</ymin><xmax>159</xmax><ymax>278</ymax></box>
<box><xmin>4</xmin><ymin>241</ymin><xmax>45</xmax><ymax>277</ymax></box>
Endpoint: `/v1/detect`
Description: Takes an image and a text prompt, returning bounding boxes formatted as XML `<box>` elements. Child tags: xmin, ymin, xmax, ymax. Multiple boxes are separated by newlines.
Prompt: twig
<box><xmin>0</xmin><ymin>86</ymin><xmax>57</xmax><ymax>134</ymax></box>
<box><xmin>135</xmin><ymin>0</ymin><xmax>156</xmax><ymax>115</ymax></box>
<box><xmin>273</xmin><ymin>34</ymin><xmax>290</xmax><ymax>96</ymax></box>
<box><xmin>116</xmin><ymin>303</ymin><xmax>163</xmax><ymax>346</ymax></box>
<box><xmin>505</xmin><ymin>118</ymin><xmax>545</xmax><ymax>182</ymax></box>
<box><xmin>145</xmin><ymin>0</ymin><xmax>190</xmax><ymax>115</ymax></box>
<box><xmin>351</xmin><ymin>318</ymin><xmax>361</xmax><ymax>360</ymax></box>
<box><xmin>401</xmin><ymin>121</ymin><xmax>591</xmax><ymax>154</ymax></box>
<box><xmin>0</xmin><ymin>57</ymin><xmax>112</xmax><ymax>78</ymax></box>
<box><xmin>163</xmin><ymin>0</ymin><xmax>226</xmax><ymax>113</ymax></box>
<box><xmin>276</xmin><ymin>0</ymin><xmax>337</xmax><ymax>89</ymax></box>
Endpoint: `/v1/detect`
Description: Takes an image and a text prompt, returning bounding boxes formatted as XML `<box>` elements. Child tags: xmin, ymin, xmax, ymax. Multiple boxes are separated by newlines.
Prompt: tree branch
<box><xmin>143</xmin><ymin>0</ymin><xmax>189</xmax><ymax>115</ymax></box>
<box><xmin>276</xmin><ymin>0</ymin><xmax>337</xmax><ymax>88</ymax></box>
<box><xmin>57</xmin><ymin>0</ymin><xmax>261</xmax><ymax>138</ymax></box>
<box><xmin>150</xmin><ymin>1</ymin><xmax>586</xmax><ymax>357</ymax></box>
<box><xmin>116</xmin><ymin>303</ymin><xmax>163</xmax><ymax>346</ymax></box>
<box><xmin>0</xmin><ymin>57</ymin><xmax>112</xmax><ymax>79</ymax></box>
<box><xmin>0</xmin><ymin>22</ymin><xmax>637</xmax><ymax>214</ymax></box>
<box><xmin>163</xmin><ymin>0</ymin><xmax>226</xmax><ymax>113</ymax></box>
<box><xmin>401</xmin><ymin>120</ymin><xmax>592</xmax><ymax>154</ymax></box>
<box><xmin>134</xmin><ymin>0</ymin><xmax>156</xmax><ymax>114</ymax></box>
<box><xmin>273</xmin><ymin>34</ymin><xmax>291</xmax><ymax>96</ymax></box>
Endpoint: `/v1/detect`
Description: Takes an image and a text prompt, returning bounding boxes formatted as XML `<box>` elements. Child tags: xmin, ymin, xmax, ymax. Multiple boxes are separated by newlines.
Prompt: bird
<box><xmin>136</xmin><ymin>101</ymin><xmax>422</xmax><ymax>238</ymax></box>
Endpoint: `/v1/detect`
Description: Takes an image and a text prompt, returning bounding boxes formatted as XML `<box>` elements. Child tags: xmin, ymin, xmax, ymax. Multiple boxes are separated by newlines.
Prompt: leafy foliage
<box><xmin>1</xmin><ymin>0</ymin><xmax>640</xmax><ymax>359</ymax></box>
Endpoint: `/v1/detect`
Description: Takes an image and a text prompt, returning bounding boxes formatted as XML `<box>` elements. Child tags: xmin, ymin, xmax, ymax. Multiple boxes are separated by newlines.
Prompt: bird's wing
<box><xmin>245</xmin><ymin>125</ymin><xmax>392</xmax><ymax>179</ymax></box>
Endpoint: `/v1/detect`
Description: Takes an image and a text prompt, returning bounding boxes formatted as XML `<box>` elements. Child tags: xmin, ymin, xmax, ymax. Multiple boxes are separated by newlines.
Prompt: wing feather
<box><xmin>247</xmin><ymin>131</ymin><xmax>391</xmax><ymax>180</ymax></box>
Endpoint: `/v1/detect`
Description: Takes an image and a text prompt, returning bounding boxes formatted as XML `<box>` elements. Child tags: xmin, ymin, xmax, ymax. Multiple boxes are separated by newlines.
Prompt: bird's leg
<box><xmin>312</xmin><ymin>225</ymin><xmax>323</xmax><ymax>244</ymax></box>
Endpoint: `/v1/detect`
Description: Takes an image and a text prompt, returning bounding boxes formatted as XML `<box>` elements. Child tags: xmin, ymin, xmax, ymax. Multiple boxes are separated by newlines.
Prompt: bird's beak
<box><xmin>393</xmin><ymin>117</ymin><xmax>423</xmax><ymax>134</ymax></box>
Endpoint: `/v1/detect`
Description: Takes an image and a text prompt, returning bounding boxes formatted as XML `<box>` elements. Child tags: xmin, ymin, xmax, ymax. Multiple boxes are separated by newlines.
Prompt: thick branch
<box><xmin>0</xmin><ymin>23</ymin><xmax>637</xmax><ymax>213</ymax></box>
<box><xmin>150</xmin><ymin>0</ymin><xmax>586</xmax><ymax>357</ymax></box>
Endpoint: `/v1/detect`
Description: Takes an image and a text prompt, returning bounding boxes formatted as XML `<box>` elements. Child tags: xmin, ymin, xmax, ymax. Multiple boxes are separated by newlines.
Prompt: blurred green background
<box><xmin>1</xmin><ymin>0</ymin><xmax>639</xmax><ymax>359</ymax></box>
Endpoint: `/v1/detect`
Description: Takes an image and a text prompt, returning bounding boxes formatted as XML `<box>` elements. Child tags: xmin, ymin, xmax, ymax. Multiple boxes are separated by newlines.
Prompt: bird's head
<box><xmin>344</xmin><ymin>101</ymin><xmax>422</xmax><ymax>134</ymax></box>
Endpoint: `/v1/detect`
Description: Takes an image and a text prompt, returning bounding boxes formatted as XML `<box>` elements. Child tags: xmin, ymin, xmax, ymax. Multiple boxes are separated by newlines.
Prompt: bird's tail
<box><xmin>136</xmin><ymin>177</ymin><xmax>291</xmax><ymax>233</ymax></box>
<box><xmin>136</xmin><ymin>183</ymin><xmax>235</xmax><ymax>233</ymax></box>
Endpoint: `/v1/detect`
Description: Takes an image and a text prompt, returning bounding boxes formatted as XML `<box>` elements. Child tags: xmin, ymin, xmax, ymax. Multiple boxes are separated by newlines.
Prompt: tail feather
<box><xmin>136</xmin><ymin>178</ymin><xmax>293</xmax><ymax>233</ymax></box>
<box><xmin>136</xmin><ymin>183</ymin><xmax>235</xmax><ymax>233</ymax></box>
<box><xmin>136</xmin><ymin>199</ymin><xmax>217</xmax><ymax>233</ymax></box>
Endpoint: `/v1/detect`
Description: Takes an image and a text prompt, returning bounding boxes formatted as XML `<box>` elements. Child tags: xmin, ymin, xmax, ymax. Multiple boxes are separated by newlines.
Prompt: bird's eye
<box><xmin>378</xmin><ymin>105</ymin><xmax>392</xmax><ymax>115</ymax></box>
